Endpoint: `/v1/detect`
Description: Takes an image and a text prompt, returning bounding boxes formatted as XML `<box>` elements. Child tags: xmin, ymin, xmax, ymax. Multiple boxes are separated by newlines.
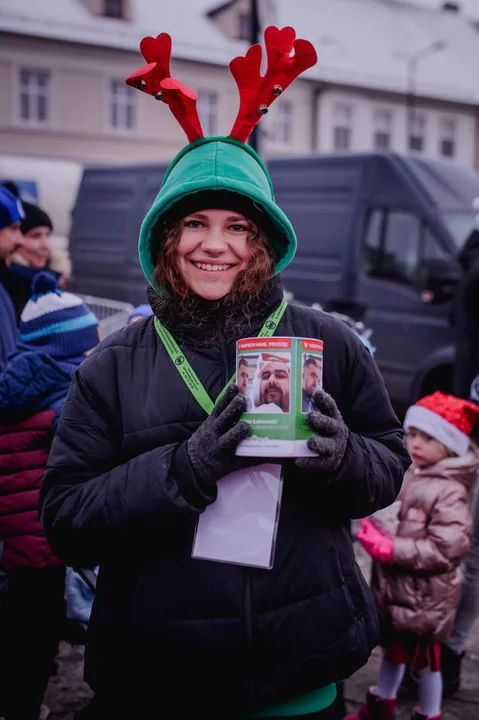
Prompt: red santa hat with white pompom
<box><xmin>404</xmin><ymin>391</ymin><xmax>479</xmax><ymax>456</ymax></box>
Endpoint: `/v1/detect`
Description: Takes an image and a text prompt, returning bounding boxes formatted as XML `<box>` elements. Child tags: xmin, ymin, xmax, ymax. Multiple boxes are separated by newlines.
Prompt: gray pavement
<box><xmin>345</xmin><ymin>540</ymin><xmax>479</xmax><ymax>719</ymax></box>
<box><xmin>343</xmin><ymin>638</ymin><xmax>479</xmax><ymax>719</ymax></box>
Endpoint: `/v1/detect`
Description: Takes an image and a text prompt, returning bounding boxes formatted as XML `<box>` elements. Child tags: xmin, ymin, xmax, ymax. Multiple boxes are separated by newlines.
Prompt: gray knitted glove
<box><xmin>187</xmin><ymin>384</ymin><xmax>251</xmax><ymax>485</ymax></box>
<box><xmin>295</xmin><ymin>389</ymin><xmax>348</xmax><ymax>473</ymax></box>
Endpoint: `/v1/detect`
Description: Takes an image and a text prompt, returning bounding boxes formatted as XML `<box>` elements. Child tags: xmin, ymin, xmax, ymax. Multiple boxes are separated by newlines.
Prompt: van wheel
<box><xmin>420</xmin><ymin>365</ymin><xmax>453</xmax><ymax>398</ymax></box>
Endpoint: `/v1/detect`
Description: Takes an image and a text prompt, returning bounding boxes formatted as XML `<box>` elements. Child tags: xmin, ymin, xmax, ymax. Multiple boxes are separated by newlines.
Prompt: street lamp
<box><xmin>406</xmin><ymin>40</ymin><xmax>446</xmax><ymax>150</ymax></box>
<box><xmin>249</xmin><ymin>0</ymin><xmax>260</xmax><ymax>152</ymax></box>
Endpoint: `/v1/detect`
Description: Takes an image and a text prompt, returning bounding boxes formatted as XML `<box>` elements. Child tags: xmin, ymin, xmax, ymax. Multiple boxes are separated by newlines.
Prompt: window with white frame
<box><xmin>197</xmin><ymin>91</ymin><xmax>218</xmax><ymax>136</ymax></box>
<box><xmin>103</xmin><ymin>0</ymin><xmax>124</xmax><ymax>18</ymax></box>
<box><xmin>273</xmin><ymin>101</ymin><xmax>293</xmax><ymax>143</ymax></box>
<box><xmin>238</xmin><ymin>12</ymin><xmax>251</xmax><ymax>40</ymax></box>
<box><xmin>18</xmin><ymin>69</ymin><xmax>51</xmax><ymax>125</ymax></box>
<box><xmin>408</xmin><ymin>112</ymin><xmax>426</xmax><ymax>152</ymax></box>
<box><xmin>333</xmin><ymin>102</ymin><xmax>353</xmax><ymax>151</ymax></box>
<box><xmin>439</xmin><ymin>117</ymin><xmax>456</xmax><ymax>158</ymax></box>
<box><xmin>374</xmin><ymin>108</ymin><xmax>392</xmax><ymax>150</ymax></box>
<box><xmin>110</xmin><ymin>80</ymin><xmax>136</xmax><ymax>130</ymax></box>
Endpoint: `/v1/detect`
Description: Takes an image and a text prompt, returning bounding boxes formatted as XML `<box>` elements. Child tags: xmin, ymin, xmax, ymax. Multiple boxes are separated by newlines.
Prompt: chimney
<box><xmin>442</xmin><ymin>2</ymin><xmax>460</xmax><ymax>12</ymax></box>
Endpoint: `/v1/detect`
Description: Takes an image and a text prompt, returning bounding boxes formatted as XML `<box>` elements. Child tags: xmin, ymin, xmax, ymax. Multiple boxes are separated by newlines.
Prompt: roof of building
<box><xmin>0</xmin><ymin>0</ymin><xmax>243</xmax><ymax>65</ymax></box>
<box><xmin>285</xmin><ymin>0</ymin><xmax>479</xmax><ymax>104</ymax></box>
<box><xmin>1</xmin><ymin>0</ymin><xmax>479</xmax><ymax>104</ymax></box>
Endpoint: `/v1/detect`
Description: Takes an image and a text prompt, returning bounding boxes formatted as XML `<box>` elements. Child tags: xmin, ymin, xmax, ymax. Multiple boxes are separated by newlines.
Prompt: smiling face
<box><xmin>174</xmin><ymin>209</ymin><xmax>254</xmax><ymax>300</ymax></box>
<box><xmin>0</xmin><ymin>221</ymin><xmax>24</xmax><ymax>261</ymax></box>
<box><xmin>259</xmin><ymin>360</ymin><xmax>290</xmax><ymax>412</ymax></box>
<box><xmin>18</xmin><ymin>226</ymin><xmax>51</xmax><ymax>268</ymax></box>
<box><xmin>406</xmin><ymin>426</ymin><xmax>451</xmax><ymax>468</ymax></box>
<box><xmin>238</xmin><ymin>359</ymin><xmax>249</xmax><ymax>395</ymax></box>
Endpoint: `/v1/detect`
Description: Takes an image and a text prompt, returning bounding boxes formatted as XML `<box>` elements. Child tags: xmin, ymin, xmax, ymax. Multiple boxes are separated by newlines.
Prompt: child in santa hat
<box><xmin>346</xmin><ymin>391</ymin><xmax>479</xmax><ymax>720</ymax></box>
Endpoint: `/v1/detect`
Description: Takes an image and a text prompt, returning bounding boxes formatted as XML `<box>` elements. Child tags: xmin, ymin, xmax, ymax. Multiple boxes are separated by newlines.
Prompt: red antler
<box><xmin>126</xmin><ymin>33</ymin><xmax>204</xmax><ymax>143</ymax></box>
<box><xmin>229</xmin><ymin>26</ymin><xmax>317</xmax><ymax>143</ymax></box>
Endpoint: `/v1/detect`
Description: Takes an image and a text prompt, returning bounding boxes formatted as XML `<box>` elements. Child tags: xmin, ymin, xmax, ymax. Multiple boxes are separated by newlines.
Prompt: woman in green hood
<box><xmin>40</xmin><ymin>28</ymin><xmax>410</xmax><ymax>720</ymax></box>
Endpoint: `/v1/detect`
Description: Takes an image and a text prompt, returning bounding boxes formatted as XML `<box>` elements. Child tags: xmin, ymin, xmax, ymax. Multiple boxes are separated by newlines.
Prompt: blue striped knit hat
<box><xmin>20</xmin><ymin>272</ymin><xmax>100</xmax><ymax>358</ymax></box>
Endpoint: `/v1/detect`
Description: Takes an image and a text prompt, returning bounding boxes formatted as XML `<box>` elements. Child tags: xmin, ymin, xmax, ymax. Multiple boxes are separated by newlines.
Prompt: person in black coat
<box><xmin>40</xmin><ymin>27</ymin><xmax>410</xmax><ymax>720</ymax></box>
<box><xmin>40</xmin><ymin>193</ymin><xmax>410</xmax><ymax>720</ymax></box>
<box><xmin>452</xmin><ymin>228</ymin><xmax>479</xmax><ymax>398</ymax></box>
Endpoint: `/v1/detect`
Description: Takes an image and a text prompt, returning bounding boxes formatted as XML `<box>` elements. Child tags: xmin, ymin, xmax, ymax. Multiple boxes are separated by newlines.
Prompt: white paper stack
<box><xmin>192</xmin><ymin>464</ymin><xmax>283</xmax><ymax>569</ymax></box>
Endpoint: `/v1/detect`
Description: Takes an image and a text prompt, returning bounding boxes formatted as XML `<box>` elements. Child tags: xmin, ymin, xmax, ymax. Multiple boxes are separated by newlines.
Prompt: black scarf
<box><xmin>147</xmin><ymin>278</ymin><xmax>283</xmax><ymax>348</ymax></box>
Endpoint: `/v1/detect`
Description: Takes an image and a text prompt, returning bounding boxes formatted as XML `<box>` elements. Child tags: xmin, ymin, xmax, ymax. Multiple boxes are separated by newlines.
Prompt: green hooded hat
<box><xmin>128</xmin><ymin>27</ymin><xmax>318</xmax><ymax>295</ymax></box>
<box><xmin>138</xmin><ymin>136</ymin><xmax>297</xmax><ymax>294</ymax></box>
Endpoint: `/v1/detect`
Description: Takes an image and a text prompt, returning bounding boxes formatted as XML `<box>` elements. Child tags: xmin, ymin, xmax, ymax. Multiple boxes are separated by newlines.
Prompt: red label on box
<box><xmin>238</xmin><ymin>337</ymin><xmax>292</xmax><ymax>352</ymax></box>
<box><xmin>302</xmin><ymin>339</ymin><xmax>324</xmax><ymax>352</ymax></box>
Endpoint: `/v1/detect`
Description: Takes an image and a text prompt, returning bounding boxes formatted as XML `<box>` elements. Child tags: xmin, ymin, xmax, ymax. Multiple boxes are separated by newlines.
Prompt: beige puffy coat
<box><xmin>371</xmin><ymin>447</ymin><xmax>478</xmax><ymax>642</ymax></box>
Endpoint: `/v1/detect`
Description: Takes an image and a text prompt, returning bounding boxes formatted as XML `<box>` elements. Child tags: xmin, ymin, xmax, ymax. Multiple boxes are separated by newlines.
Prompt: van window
<box><xmin>422</xmin><ymin>226</ymin><xmax>449</xmax><ymax>262</ymax></box>
<box><xmin>442</xmin><ymin>212</ymin><xmax>476</xmax><ymax>250</ymax></box>
<box><xmin>363</xmin><ymin>209</ymin><xmax>447</xmax><ymax>289</ymax></box>
<box><xmin>363</xmin><ymin>209</ymin><xmax>383</xmax><ymax>274</ymax></box>
<box><xmin>382</xmin><ymin>212</ymin><xmax>421</xmax><ymax>283</ymax></box>
<box><xmin>364</xmin><ymin>210</ymin><xmax>420</xmax><ymax>284</ymax></box>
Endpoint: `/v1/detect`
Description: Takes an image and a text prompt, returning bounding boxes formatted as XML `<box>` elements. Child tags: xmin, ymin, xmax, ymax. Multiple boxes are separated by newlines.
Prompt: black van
<box><xmin>269</xmin><ymin>152</ymin><xmax>479</xmax><ymax>408</ymax></box>
<box><xmin>69</xmin><ymin>152</ymin><xmax>479</xmax><ymax>408</ymax></box>
<box><xmin>69</xmin><ymin>163</ymin><xmax>168</xmax><ymax>305</ymax></box>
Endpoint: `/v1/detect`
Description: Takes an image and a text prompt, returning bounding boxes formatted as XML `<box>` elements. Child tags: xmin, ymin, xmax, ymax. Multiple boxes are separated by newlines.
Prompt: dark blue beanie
<box><xmin>0</xmin><ymin>186</ymin><xmax>25</xmax><ymax>229</ymax></box>
<box><xmin>19</xmin><ymin>272</ymin><xmax>100</xmax><ymax>358</ymax></box>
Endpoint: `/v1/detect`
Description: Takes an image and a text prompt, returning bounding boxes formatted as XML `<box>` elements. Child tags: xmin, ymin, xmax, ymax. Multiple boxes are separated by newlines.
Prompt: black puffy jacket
<box><xmin>40</xmin><ymin>284</ymin><xmax>410</xmax><ymax>715</ymax></box>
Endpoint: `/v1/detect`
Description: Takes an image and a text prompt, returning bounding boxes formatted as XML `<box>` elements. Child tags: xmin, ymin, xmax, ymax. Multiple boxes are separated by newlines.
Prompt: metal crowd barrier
<box><xmin>78</xmin><ymin>294</ymin><xmax>134</xmax><ymax>338</ymax></box>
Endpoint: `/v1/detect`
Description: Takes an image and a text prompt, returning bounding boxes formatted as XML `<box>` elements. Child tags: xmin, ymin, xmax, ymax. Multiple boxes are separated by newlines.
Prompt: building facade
<box><xmin>0</xmin><ymin>0</ymin><xmax>478</xmax><ymax>168</ymax></box>
<box><xmin>316</xmin><ymin>88</ymin><xmax>476</xmax><ymax>165</ymax></box>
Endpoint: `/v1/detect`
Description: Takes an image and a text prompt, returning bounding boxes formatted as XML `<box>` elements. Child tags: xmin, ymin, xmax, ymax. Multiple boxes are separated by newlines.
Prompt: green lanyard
<box><xmin>154</xmin><ymin>298</ymin><xmax>288</xmax><ymax>415</ymax></box>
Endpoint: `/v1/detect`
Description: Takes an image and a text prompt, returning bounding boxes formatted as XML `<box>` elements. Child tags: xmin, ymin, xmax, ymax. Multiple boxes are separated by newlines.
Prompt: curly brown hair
<box><xmin>153</xmin><ymin>219</ymin><xmax>275</xmax><ymax>299</ymax></box>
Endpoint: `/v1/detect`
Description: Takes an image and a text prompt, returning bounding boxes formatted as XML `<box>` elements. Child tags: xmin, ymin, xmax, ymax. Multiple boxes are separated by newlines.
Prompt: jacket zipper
<box><xmin>244</xmin><ymin>570</ymin><xmax>253</xmax><ymax>643</ymax></box>
<box><xmin>244</xmin><ymin>569</ymin><xmax>254</xmax><ymax>701</ymax></box>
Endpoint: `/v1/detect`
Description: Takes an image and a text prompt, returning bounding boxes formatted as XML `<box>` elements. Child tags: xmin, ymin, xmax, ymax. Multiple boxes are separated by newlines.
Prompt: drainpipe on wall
<box><xmin>249</xmin><ymin>0</ymin><xmax>260</xmax><ymax>153</ymax></box>
<box><xmin>312</xmin><ymin>84</ymin><xmax>323</xmax><ymax>153</ymax></box>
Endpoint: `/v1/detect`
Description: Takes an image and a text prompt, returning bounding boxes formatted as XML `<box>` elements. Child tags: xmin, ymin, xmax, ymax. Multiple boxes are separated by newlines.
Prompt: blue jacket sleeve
<box><xmin>40</xmin><ymin>368</ymin><xmax>215</xmax><ymax>568</ymax></box>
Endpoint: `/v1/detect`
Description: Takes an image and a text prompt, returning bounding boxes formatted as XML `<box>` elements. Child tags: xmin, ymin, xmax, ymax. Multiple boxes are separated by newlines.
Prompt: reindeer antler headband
<box><xmin>126</xmin><ymin>26</ymin><xmax>317</xmax><ymax>144</ymax></box>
